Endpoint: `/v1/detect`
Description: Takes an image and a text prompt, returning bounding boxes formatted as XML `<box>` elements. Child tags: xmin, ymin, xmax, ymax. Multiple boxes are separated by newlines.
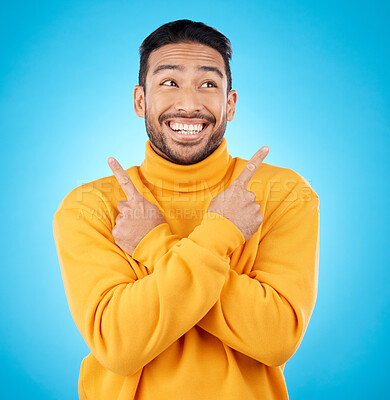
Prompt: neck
<box><xmin>139</xmin><ymin>137</ymin><xmax>233</xmax><ymax>192</ymax></box>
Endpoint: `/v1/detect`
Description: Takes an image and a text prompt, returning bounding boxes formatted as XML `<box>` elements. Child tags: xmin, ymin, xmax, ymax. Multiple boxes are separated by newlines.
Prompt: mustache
<box><xmin>159</xmin><ymin>112</ymin><xmax>216</xmax><ymax>125</ymax></box>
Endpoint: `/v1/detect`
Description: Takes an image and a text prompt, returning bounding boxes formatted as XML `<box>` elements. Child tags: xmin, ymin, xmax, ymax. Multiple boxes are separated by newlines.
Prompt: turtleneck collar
<box><xmin>139</xmin><ymin>137</ymin><xmax>232</xmax><ymax>192</ymax></box>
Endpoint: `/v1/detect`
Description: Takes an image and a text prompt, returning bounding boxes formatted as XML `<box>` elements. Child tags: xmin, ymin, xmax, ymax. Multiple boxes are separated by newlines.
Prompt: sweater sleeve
<box><xmin>196</xmin><ymin>185</ymin><xmax>320</xmax><ymax>367</ymax></box>
<box><xmin>52</xmin><ymin>189</ymin><xmax>245</xmax><ymax>377</ymax></box>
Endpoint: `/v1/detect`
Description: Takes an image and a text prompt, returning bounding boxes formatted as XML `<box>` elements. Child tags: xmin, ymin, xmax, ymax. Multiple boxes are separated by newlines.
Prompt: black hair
<box><xmin>138</xmin><ymin>19</ymin><xmax>232</xmax><ymax>93</ymax></box>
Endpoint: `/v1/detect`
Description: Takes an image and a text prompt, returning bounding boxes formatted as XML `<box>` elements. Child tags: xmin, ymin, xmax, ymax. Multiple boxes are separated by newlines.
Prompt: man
<box><xmin>53</xmin><ymin>19</ymin><xmax>320</xmax><ymax>400</ymax></box>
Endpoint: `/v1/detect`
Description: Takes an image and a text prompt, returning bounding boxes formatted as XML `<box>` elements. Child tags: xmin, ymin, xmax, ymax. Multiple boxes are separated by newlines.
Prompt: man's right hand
<box><xmin>207</xmin><ymin>146</ymin><xmax>270</xmax><ymax>241</ymax></box>
<box><xmin>108</xmin><ymin>157</ymin><xmax>166</xmax><ymax>256</ymax></box>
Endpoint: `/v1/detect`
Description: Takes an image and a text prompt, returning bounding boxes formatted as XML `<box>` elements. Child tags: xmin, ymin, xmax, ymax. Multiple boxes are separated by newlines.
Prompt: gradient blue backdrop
<box><xmin>1</xmin><ymin>0</ymin><xmax>388</xmax><ymax>398</ymax></box>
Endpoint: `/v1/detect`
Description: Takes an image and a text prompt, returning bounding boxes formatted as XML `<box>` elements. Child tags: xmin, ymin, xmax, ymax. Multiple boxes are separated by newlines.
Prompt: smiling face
<box><xmin>134</xmin><ymin>42</ymin><xmax>237</xmax><ymax>165</ymax></box>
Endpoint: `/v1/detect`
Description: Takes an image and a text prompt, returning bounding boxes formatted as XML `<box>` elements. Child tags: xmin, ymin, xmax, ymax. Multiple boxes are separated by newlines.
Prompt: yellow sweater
<box><xmin>53</xmin><ymin>137</ymin><xmax>320</xmax><ymax>400</ymax></box>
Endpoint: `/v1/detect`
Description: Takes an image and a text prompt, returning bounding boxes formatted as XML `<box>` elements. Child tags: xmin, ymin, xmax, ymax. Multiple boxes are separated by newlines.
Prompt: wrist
<box><xmin>188</xmin><ymin>212</ymin><xmax>245</xmax><ymax>259</ymax></box>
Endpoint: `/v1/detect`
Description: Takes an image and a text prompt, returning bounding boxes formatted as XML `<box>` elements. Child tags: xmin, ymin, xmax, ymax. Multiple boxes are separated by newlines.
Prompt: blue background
<box><xmin>1</xmin><ymin>0</ymin><xmax>388</xmax><ymax>398</ymax></box>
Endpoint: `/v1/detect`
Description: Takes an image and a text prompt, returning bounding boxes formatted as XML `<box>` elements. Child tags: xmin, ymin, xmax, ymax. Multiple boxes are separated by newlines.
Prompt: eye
<box><xmin>161</xmin><ymin>80</ymin><xmax>177</xmax><ymax>86</ymax></box>
<box><xmin>201</xmin><ymin>81</ymin><xmax>217</xmax><ymax>88</ymax></box>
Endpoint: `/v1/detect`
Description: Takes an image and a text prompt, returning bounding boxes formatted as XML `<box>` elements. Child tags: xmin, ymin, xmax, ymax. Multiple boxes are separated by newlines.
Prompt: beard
<box><xmin>144</xmin><ymin>106</ymin><xmax>227</xmax><ymax>165</ymax></box>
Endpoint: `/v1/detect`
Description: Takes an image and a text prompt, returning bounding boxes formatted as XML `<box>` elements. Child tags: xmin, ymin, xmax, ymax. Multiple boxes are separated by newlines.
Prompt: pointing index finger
<box><xmin>236</xmin><ymin>146</ymin><xmax>270</xmax><ymax>187</ymax></box>
<box><xmin>108</xmin><ymin>157</ymin><xmax>137</xmax><ymax>200</ymax></box>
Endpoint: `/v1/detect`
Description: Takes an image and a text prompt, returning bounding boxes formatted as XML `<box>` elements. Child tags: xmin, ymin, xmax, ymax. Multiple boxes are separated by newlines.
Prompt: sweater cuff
<box><xmin>132</xmin><ymin>223</ymin><xmax>181</xmax><ymax>267</ymax></box>
<box><xmin>188</xmin><ymin>212</ymin><xmax>245</xmax><ymax>259</ymax></box>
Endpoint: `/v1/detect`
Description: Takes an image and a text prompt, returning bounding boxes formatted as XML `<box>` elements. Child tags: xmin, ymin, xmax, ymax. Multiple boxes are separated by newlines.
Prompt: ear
<box><xmin>134</xmin><ymin>85</ymin><xmax>145</xmax><ymax>118</ymax></box>
<box><xmin>226</xmin><ymin>90</ymin><xmax>237</xmax><ymax>121</ymax></box>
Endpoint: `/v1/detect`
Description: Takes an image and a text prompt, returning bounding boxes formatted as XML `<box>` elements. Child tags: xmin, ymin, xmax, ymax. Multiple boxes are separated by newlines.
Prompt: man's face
<box><xmin>134</xmin><ymin>42</ymin><xmax>237</xmax><ymax>165</ymax></box>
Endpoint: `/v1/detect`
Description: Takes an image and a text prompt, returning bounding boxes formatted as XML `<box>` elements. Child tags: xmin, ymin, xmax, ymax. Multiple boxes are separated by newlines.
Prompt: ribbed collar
<box><xmin>139</xmin><ymin>137</ymin><xmax>232</xmax><ymax>192</ymax></box>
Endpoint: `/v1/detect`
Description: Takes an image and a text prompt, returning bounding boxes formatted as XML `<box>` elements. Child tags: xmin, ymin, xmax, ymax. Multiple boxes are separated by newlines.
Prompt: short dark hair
<box><xmin>138</xmin><ymin>19</ymin><xmax>232</xmax><ymax>93</ymax></box>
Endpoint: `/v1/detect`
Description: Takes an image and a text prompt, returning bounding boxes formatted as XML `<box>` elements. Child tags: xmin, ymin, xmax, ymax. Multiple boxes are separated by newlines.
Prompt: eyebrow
<box><xmin>152</xmin><ymin>64</ymin><xmax>223</xmax><ymax>79</ymax></box>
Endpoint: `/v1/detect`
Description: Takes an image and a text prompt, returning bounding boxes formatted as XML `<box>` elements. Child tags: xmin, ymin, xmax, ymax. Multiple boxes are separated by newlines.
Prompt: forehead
<box><xmin>147</xmin><ymin>42</ymin><xmax>225</xmax><ymax>75</ymax></box>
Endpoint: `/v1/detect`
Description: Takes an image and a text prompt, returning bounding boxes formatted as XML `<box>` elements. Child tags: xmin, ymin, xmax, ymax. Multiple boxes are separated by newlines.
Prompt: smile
<box><xmin>164</xmin><ymin>118</ymin><xmax>211</xmax><ymax>141</ymax></box>
<box><xmin>169</xmin><ymin>121</ymin><xmax>206</xmax><ymax>135</ymax></box>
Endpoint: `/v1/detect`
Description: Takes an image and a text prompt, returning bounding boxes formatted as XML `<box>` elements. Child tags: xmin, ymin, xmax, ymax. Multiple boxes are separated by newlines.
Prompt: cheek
<box><xmin>209</xmin><ymin>100</ymin><xmax>226</xmax><ymax>124</ymax></box>
<box><xmin>201</xmin><ymin>92</ymin><xmax>226</xmax><ymax>118</ymax></box>
<box><xmin>146</xmin><ymin>92</ymin><xmax>174</xmax><ymax>118</ymax></box>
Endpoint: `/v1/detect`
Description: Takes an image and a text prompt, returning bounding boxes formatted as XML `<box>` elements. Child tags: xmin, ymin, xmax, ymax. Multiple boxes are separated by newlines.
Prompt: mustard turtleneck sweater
<box><xmin>53</xmin><ymin>137</ymin><xmax>320</xmax><ymax>400</ymax></box>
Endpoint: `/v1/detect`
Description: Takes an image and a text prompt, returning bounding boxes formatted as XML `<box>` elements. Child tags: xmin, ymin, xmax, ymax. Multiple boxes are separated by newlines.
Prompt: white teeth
<box><xmin>169</xmin><ymin>121</ymin><xmax>205</xmax><ymax>134</ymax></box>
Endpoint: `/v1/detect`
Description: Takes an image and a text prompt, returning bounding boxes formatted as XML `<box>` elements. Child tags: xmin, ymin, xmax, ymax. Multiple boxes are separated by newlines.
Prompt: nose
<box><xmin>174</xmin><ymin>86</ymin><xmax>203</xmax><ymax>114</ymax></box>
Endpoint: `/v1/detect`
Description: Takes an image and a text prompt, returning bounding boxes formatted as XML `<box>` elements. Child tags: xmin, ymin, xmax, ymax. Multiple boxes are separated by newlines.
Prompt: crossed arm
<box><xmin>53</xmin><ymin>182</ymin><xmax>319</xmax><ymax>377</ymax></box>
<box><xmin>133</xmin><ymin>189</ymin><xmax>320</xmax><ymax>368</ymax></box>
<box><xmin>54</xmin><ymin>199</ymin><xmax>244</xmax><ymax>377</ymax></box>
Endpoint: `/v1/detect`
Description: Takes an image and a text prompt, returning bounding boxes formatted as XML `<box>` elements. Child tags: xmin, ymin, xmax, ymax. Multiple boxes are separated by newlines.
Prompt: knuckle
<box><xmin>246</xmin><ymin>162</ymin><xmax>256</xmax><ymax>172</ymax></box>
<box><xmin>114</xmin><ymin>238</ymin><xmax>123</xmax><ymax>248</ymax></box>
<box><xmin>121</xmin><ymin>207</ymin><xmax>132</xmax><ymax>217</ymax></box>
<box><xmin>119</xmin><ymin>176</ymin><xmax>130</xmax><ymax>186</ymax></box>
<box><xmin>248</xmin><ymin>191</ymin><xmax>256</xmax><ymax>200</ymax></box>
<box><xmin>112</xmin><ymin>226</ymin><xmax>118</xmax><ymax>237</ymax></box>
<box><xmin>117</xmin><ymin>200</ymin><xmax>129</xmax><ymax>211</ymax></box>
